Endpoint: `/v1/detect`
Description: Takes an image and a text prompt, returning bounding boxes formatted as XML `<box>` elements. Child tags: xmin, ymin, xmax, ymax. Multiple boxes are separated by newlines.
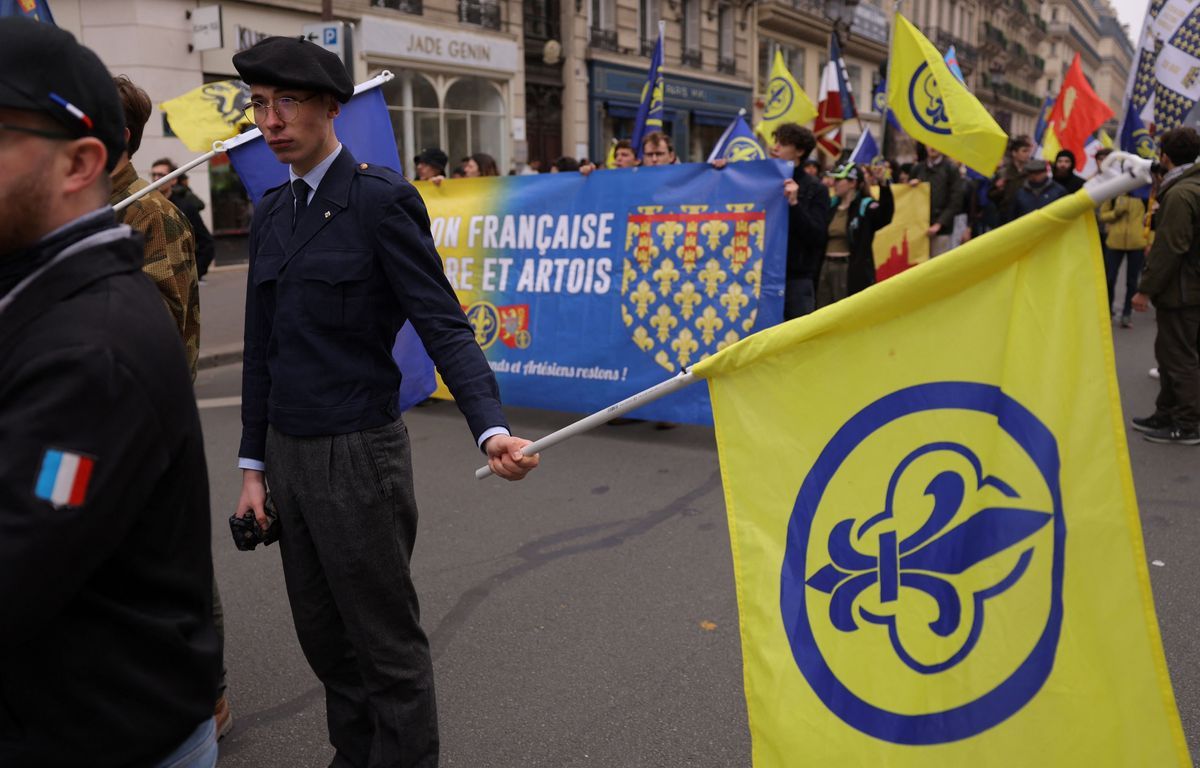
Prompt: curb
<box><xmin>198</xmin><ymin>343</ymin><xmax>243</xmax><ymax>371</ymax></box>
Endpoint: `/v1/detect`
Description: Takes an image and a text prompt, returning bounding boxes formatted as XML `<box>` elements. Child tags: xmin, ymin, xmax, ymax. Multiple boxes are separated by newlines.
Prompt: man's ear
<box><xmin>327</xmin><ymin>95</ymin><xmax>342</xmax><ymax>119</ymax></box>
<box><xmin>61</xmin><ymin>137</ymin><xmax>109</xmax><ymax>197</ymax></box>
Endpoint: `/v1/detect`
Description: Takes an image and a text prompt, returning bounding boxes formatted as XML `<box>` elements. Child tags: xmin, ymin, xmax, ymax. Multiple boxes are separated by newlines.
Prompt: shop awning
<box><xmin>692</xmin><ymin>109</ymin><xmax>738</xmax><ymax>127</ymax></box>
<box><xmin>605</xmin><ymin>101</ymin><xmax>641</xmax><ymax>119</ymax></box>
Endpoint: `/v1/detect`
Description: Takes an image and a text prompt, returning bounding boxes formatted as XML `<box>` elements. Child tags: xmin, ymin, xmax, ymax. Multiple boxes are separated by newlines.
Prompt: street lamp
<box><xmin>825</xmin><ymin>0</ymin><xmax>860</xmax><ymax>41</ymax></box>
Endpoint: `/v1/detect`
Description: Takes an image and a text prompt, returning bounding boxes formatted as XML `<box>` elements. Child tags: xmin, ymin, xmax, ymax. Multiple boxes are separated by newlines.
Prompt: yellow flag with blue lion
<box><xmin>887</xmin><ymin>14</ymin><xmax>1007</xmax><ymax>174</ymax></box>
<box><xmin>692</xmin><ymin>186</ymin><xmax>1190</xmax><ymax>766</ymax></box>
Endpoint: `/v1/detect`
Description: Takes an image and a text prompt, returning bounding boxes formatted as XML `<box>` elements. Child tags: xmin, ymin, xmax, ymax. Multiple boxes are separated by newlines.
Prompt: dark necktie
<box><xmin>292</xmin><ymin>179</ymin><xmax>310</xmax><ymax>231</ymax></box>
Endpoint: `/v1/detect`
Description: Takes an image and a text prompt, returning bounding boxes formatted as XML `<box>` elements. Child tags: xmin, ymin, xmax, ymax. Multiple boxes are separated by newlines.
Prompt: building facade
<box><xmin>47</xmin><ymin>0</ymin><xmax>1133</xmax><ymax>233</ymax></box>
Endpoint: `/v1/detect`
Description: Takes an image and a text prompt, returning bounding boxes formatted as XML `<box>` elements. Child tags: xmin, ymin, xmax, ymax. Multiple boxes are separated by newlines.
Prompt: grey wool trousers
<box><xmin>266</xmin><ymin>418</ymin><xmax>438</xmax><ymax>768</ymax></box>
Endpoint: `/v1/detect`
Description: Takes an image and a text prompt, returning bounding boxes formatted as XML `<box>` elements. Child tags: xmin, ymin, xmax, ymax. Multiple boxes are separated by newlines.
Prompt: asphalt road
<box><xmin>202</xmin><ymin>300</ymin><xmax>1198</xmax><ymax>766</ymax></box>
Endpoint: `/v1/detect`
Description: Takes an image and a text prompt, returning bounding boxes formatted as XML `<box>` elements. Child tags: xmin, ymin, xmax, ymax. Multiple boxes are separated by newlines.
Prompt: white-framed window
<box><xmin>682</xmin><ymin>0</ymin><xmax>701</xmax><ymax>53</ymax></box>
<box><xmin>759</xmin><ymin>38</ymin><xmax>806</xmax><ymax>92</ymax></box>
<box><xmin>638</xmin><ymin>0</ymin><xmax>660</xmax><ymax>45</ymax></box>
<box><xmin>591</xmin><ymin>0</ymin><xmax>614</xmax><ymax>30</ymax></box>
<box><xmin>718</xmin><ymin>4</ymin><xmax>735</xmax><ymax>63</ymax></box>
<box><xmin>383</xmin><ymin>72</ymin><xmax>508</xmax><ymax>174</ymax></box>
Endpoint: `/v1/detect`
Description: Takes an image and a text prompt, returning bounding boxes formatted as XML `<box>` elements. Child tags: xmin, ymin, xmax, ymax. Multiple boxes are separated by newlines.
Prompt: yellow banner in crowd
<box><xmin>873</xmin><ymin>182</ymin><xmax>930</xmax><ymax>281</ymax></box>
<box><xmin>888</xmin><ymin>13</ymin><xmax>1007</xmax><ymax>174</ymax></box>
<box><xmin>160</xmin><ymin>80</ymin><xmax>253</xmax><ymax>152</ymax></box>
<box><xmin>691</xmin><ymin>189</ymin><xmax>1190</xmax><ymax>766</ymax></box>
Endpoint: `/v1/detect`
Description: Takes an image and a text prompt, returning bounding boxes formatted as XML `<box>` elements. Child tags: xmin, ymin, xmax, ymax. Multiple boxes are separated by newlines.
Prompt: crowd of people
<box><xmin>4</xmin><ymin>13</ymin><xmax>1200</xmax><ymax>768</ymax></box>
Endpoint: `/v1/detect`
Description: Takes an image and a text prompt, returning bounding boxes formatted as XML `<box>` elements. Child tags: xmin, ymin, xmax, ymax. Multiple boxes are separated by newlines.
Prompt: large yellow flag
<box><xmin>888</xmin><ymin>14</ymin><xmax>1007</xmax><ymax>174</ymax></box>
<box><xmin>756</xmin><ymin>50</ymin><xmax>817</xmax><ymax>145</ymax></box>
<box><xmin>691</xmin><ymin>189</ymin><xmax>1190</xmax><ymax>766</ymax></box>
<box><xmin>160</xmin><ymin>80</ymin><xmax>253</xmax><ymax>152</ymax></box>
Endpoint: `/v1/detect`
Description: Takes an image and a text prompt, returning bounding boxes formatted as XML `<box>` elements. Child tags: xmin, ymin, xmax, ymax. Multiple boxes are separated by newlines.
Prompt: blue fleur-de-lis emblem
<box><xmin>806</xmin><ymin>442</ymin><xmax>1051</xmax><ymax>674</ymax></box>
<box><xmin>907</xmin><ymin>63</ymin><xmax>952</xmax><ymax>136</ymax></box>
<box><xmin>780</xmin><ymin>382</ymin><xmax>1065</xmax><ymax>746</ymax></box>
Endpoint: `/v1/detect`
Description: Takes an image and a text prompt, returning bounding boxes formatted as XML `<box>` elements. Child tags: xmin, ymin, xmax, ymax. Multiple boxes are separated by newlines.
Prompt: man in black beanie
<box><xmin>230</xmin><ymin>36</ymin><xmax>540</xmax><ymax>767</ymax></box>
<box><xmin>1052</xmin><ymin>149</ymin><xmax>1084</xmax><ymax>193</ymax></box>
<box><xmin>0</xmin><ymin>17</ymin><xmax>220</xmax><ymax>768</ymax></box>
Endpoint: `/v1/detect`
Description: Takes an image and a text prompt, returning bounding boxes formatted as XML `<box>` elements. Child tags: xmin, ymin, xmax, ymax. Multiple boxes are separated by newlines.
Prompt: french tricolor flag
<box><xmin>35</xmin><ymin>449</ymin><xmax>95</xmax><ymax>508</ymax></box>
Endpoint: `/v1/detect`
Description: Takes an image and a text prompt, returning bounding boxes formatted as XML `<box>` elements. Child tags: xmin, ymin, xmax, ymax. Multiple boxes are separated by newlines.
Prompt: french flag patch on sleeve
<box><xmin>34</xmin><ymin>449</ymin><xmax>95</xmax><ymax>508</ymax></box>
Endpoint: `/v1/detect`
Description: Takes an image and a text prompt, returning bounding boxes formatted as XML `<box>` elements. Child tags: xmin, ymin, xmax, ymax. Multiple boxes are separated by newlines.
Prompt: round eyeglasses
<box><xmin>241</xmin><ymin>95</ymin><xmax>317</xmax><ymax>125</ymax></box>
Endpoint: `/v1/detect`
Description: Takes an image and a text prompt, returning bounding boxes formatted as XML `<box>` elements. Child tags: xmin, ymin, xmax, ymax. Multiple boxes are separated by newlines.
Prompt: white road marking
<box><xmin>197</xmin><ymin>396</ymin><xmax>242</xmax><ymax>409</ymax></box>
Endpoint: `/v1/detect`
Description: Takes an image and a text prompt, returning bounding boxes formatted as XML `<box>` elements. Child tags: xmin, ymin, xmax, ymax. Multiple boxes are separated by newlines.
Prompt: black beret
<box><xmin>232</xmin><ymin>36</ymin><xmax>354</xmax><ymax>103</ymax></box>
<box><xmin>0</xmin><ymin>17</ymin><xmax>125</xmax><ymax>171</ymax></box>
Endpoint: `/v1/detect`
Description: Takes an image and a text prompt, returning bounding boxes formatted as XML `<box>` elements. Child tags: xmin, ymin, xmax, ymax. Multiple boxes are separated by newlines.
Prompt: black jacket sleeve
<box><xmin>0</xmin><ymin>345</ymin><xmax>165</xmax><ymax>652</ymax></box>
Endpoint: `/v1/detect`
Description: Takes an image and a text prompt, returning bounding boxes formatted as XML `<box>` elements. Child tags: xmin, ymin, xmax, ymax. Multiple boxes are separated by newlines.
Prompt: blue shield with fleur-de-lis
<box><xmin>781</xmin><ymin>381</ymin><xmax>1065</xmax><ymax>745</ymax></box>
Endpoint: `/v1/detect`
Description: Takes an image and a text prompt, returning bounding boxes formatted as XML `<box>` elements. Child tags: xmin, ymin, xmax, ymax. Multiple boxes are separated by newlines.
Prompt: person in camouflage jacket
<box><xmin>108</xmin><ymin>76</ymin><xmax>200</xmax><ymax>378</ymax></box>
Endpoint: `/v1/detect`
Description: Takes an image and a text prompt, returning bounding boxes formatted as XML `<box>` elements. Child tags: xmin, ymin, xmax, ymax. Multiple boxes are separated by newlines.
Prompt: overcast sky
<box><xmin>1110</xmin><ymin>0</ymin><xmax>1150</xmax><ymax>41</ymax></box>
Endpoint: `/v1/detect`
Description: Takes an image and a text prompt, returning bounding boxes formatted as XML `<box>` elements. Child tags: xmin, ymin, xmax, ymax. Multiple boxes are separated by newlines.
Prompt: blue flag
<box><xmin>944</xmin><ymin>45</ymin><xmax>965</xmax><ymax>83</ymax></box>
<box><xmin>226</xmin><ymin>80</ymin><xmax>433</xmax><ymax>410</ymax></box>
<box><xmin>1033</xmin><ymin>96</ymin><xmax>1056</xmax><ymax>147</ymax></box>
<box><xmin>226</xmin><ymin>85</ymin><xmax>401</xmax><ymax>203</ymax></box>
<box><xmin>848</xmin><ymin>128</ymin><xmax>881</xmax><ymax>165</ymax></box>
<box><xmin>872</xmin><ymin>78</ymin><xmax>900</xmax><ymax>130</ymax></box>
<box><xmin>1118</xmin><ymin>100</ymin><xmax>1155</xmax><ymax>200</ymax></box>
<box><xmin>631</xmin><ymin>22</ymin><xmax>665</xmax><ymax>160</ymax></box>
<box><xmin>0</xmin><ymin>0</ymin><xmax>54</xmax><ymax>22</ymax></box>
<box><xmin>707</xmin><ymin>112</ymin><xmax>766</xmax><ymax>163</ymax></box>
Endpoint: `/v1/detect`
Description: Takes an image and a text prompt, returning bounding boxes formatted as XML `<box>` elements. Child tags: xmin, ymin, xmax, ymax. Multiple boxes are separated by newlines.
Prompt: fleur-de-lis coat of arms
<box><xmin>622</xmin><ymin>204</ymin><xmax>767</xmax><ymax>372</ymax></box>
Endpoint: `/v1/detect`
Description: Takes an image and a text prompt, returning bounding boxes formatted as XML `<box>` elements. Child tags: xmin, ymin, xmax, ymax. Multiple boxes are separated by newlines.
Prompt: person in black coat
<box><xmin>817</xmin><ymin>162</ymin><xmax>894</xmax><ymax>307</ymax></box>
<box><xmin>230</xmin><ymin>35</ymin><xmax>539</xmax><ymax>766</ymax></box>
<box><xmin>152</xmin><ymin>158</ymin><xmax>217</xmax><ymax>279</ymax></box>
<box><xmin>0</xmin><ymin>18</ymin><xmax>219</xmax><ymax>767</ymax></box>
<box><xmin>772</xmin><ymin>123</ymin><xmax>829</xmax><ymax>318</ymax></box>
<box><xmin>1052</xmin><ymin>149</ymin><xmax>1085</xmax><ymax>194</ymax></box>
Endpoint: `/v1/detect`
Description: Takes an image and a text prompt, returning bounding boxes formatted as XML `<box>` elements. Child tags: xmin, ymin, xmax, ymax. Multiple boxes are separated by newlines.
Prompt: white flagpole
<box><xmin>706</xmin><ymin>108</ymin><xmax>746</xmax><ymax>163</ymax></box>
<box><xmin>474</xmin><ymin>151</ymin><xmax>1154</xmax><ymax>481</ymax></box>
<box><xmin>474</xmin><ymin>371</ymin><xmax>697</xmax><ymax>480</ymax></box>
<box><xmin>112</xmin><ymin>71</ymin><xmax>395</xmax><ymax>214</ymax></box>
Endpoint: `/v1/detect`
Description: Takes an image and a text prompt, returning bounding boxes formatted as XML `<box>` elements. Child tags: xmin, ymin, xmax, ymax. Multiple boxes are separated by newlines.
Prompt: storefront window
<box><xmin>383</xmin><ymin>71</ymin><xmax>507</xmax><ymax>174</ymax></box>
<box><xmin>445</xmin><ymin>77</ymin><xmax>506</xmax><ymax>167</ymax></box>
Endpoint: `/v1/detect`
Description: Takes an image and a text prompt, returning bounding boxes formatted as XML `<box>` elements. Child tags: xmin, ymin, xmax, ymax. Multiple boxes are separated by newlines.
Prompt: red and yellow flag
<box><xmin>1046</xmin><ymin>53</ymin><xmax>1114</xmax><ymax>163</ymax></box>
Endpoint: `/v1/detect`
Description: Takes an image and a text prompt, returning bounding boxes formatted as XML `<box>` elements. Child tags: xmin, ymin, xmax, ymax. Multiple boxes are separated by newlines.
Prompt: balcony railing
<box><xmin>982</xmin><ymin>21</ymin><xmax>1009</xmax><ymax>49</ymax></box>
<box><xmin>459</xmin><ymin>0</ymin><xmax>500</xmax><ymax>30</ymax></box>
<box><xmin>371</xmin><ymin>0</ymin><xmax>422</xmax><ymax>13</ymax></box>
<box><xmin>934</xmin><ymin>29</ymin><xmax>978</xmax><ymax>65</ymax></box>
<box><xmin>681</xmin><ymin>48</ymin><xmax>702</xmax><ymax>67</ymax></box>
<box><xmin>590</xmin><ymin>27</ymin><xmax>618</xmax><ymax>52</ymax></box>
<box><xmin>718</xmin><ymin>56</ymin><xmax>737</xmax><ymax>75</ymax></box>
<box><xmin>640</xmin><ymin>38</ymin><xmax>657</xmax><ymax>57</ymax></box>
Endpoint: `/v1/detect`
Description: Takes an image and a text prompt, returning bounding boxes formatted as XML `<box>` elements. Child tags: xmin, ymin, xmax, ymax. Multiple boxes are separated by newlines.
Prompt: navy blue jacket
<box><xmin>1009</xmin><ymin>179</ymin><xmax>1068</xmax><ymax>223</ymax></box>
<box><xmin>240</xmin><ymin>148</ymin><xmax>506</xmax><ymax>462</ymax></box>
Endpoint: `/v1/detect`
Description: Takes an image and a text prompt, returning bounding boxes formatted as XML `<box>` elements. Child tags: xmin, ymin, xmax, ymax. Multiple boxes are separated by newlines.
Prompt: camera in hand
<box><xmin>229</xmin><ymin>494</ymin><xmax>281</xmax><ymax>550</ymax></box>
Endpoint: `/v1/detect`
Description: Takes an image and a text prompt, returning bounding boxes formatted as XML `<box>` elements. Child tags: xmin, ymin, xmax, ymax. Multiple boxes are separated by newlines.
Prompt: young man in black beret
<box><xmin>0</xmin><ymin>17</ymin><xmax>220</xmax><ymax>768</ymax></box>
<box><xmin>230</xmin><ymin>36</ymin><xmax>539</xmax><ymax>767</ymax></box>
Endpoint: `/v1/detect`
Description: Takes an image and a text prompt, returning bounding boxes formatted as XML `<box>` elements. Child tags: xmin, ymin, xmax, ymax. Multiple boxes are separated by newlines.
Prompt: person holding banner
<box><xmin>230</xmin><ymin>36</ymin><xmax>539</xmax><ymax>766</ymax></box>
<box><xmin>771</xmin><ymin>123</ymin><xmax>829</xmax><ymax>319</ymax></box>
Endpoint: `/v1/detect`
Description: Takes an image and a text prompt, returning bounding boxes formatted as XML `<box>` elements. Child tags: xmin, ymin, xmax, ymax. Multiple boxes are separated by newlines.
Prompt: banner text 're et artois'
<box><xmin>431</xmin><ymin>213</ymin><xmax>618</xmax><ymax>295</ymax></box>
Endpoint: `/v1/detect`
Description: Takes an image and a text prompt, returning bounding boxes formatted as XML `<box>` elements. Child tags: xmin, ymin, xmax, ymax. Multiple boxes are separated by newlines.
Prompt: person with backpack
<box><xmin>816</xmin><ymin>162</ymin><xmax>894</xmax><ymax>308</ymax></box>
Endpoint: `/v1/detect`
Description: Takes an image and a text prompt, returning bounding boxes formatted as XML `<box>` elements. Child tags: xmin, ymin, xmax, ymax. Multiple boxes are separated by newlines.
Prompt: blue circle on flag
<box><xmin>764</xmin><ymin>77</ymin><xmax>794</xmax><ymax>120</ymax></box>
<box><xmin>907</xmin><ymin>62</ymin><xmax>952</xmax><ymax>136</ymax></box>
<box><xmin>779</xmin><ymin>382</ymin><xmax>1065</xmax><ymax>745</ymax></box>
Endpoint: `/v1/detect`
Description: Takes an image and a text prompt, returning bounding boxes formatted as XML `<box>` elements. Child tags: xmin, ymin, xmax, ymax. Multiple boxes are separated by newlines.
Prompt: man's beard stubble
<box><xmin>0</xmin><ymin>170</ymin><xmax>53</xmax><ymax>259</ymax></box>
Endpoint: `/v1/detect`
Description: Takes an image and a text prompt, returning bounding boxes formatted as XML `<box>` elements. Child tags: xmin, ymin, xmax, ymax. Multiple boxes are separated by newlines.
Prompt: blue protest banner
<box><xmin>415</xmin><ymin>161</ymin><xmax>791</xmax><ymax>425</ymax></box>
